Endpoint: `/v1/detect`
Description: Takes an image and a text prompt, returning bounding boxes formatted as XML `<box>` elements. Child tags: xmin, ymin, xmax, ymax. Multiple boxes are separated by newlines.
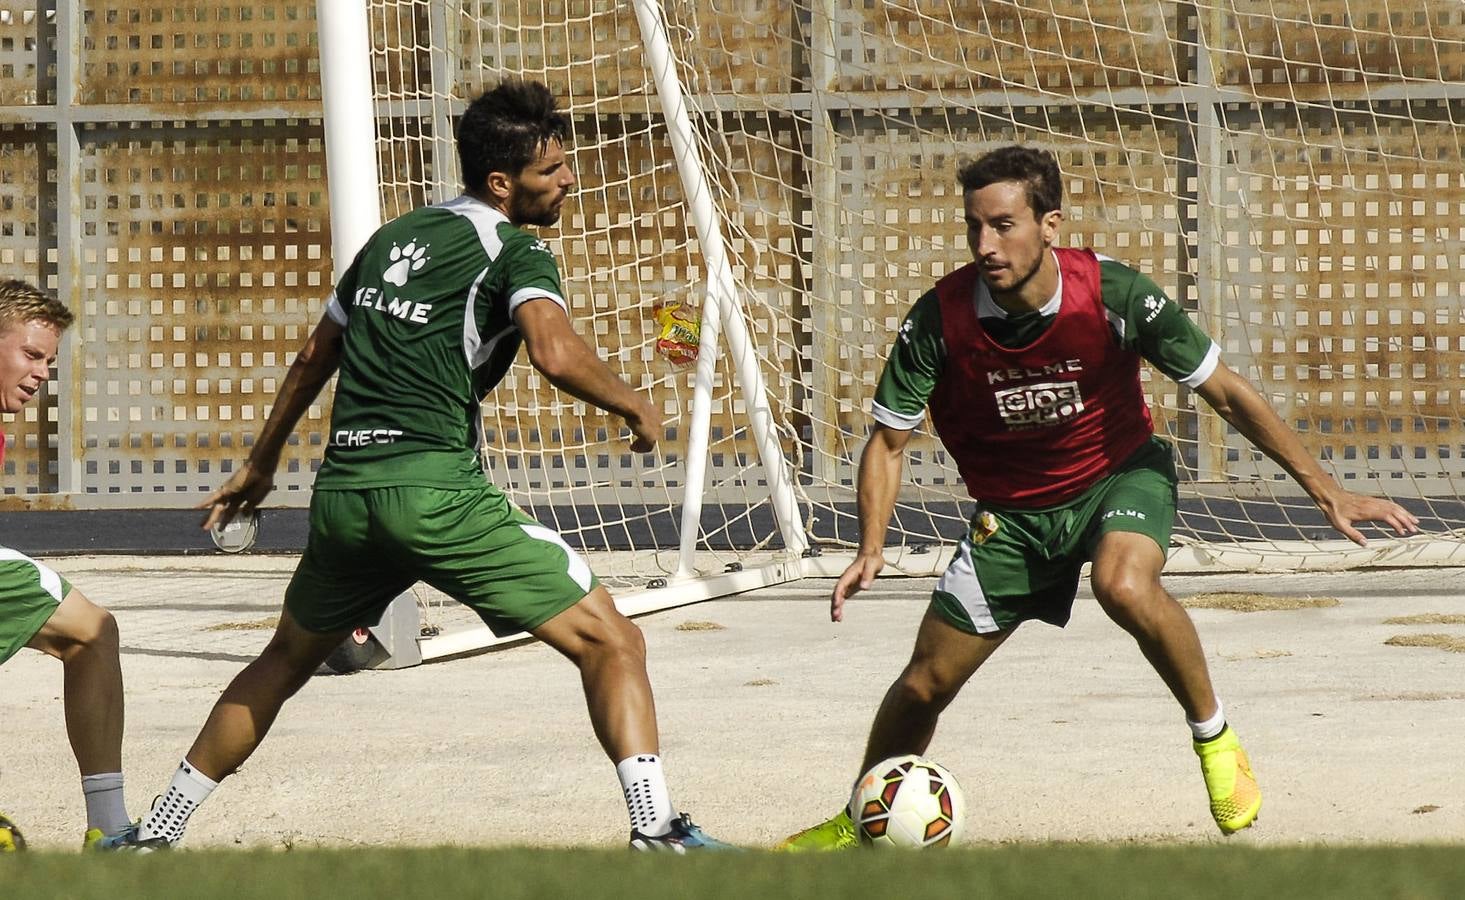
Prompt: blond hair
<box><xmin>0</xmin><ymin>279</ymin><xmax>73</xmax><ymax>333</ymax></box>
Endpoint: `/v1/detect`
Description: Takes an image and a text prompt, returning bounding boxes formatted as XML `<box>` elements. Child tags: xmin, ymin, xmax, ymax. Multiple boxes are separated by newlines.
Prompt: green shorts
<box><xmin>285</xmin><ymin>483</ymin><xmax>599</xmax><ymax>636</ymax></box>
<box><xmin>0</xmin><ymin>548</ymin><xmax>73</xmax><ymax>665</ymax></box>
<box><xmin>932</xmin><ymin>436</ymin><xmax>1178</xmax><ymax>634</ymax></box>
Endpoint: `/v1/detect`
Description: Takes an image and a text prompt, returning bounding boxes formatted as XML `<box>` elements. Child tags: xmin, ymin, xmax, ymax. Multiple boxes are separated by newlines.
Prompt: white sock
<box><xmin>138</xmin><ymin>760</ymin><xmax>219</xmax><ymax>844</ymax></box>
<box><xmin>1188</xmin><ymin>702</ymin><xmax>1227</xmax><ymax>741</ymax></box>
<box><xmin>81</xmin><ymin>772</ymin><xmax>129</xmax><ymax>835</ymax></box>
<box><xmin>616</xmin><ymin>754</ymin><xmax>677</xmax><ymax>837</ymax></box>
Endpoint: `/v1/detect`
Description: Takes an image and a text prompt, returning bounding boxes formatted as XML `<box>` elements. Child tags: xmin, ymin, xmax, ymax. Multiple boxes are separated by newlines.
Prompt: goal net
<box><xmin>354</xmin><ymin>0</ymin><xmax>1465</xmax><ymax>637</ymax></box>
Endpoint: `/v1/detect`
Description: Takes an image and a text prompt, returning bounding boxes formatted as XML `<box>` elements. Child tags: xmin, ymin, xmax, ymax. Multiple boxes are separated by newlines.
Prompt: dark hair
<box><xmin>956</xmin><ymin>146</ymin><xmax>1062</xmax><ymax>216</ymax></box>
<box><xmin>457</xmin><ymin>80</ymin><xmax>570</xmax><ymax>193</ymax></box>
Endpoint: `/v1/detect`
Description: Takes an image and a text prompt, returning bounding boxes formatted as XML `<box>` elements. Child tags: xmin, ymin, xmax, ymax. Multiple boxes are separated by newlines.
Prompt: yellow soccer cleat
<box><xmin>0</xmin><ymin>812</ymin><xmax>26</xmax><ymax>852</ymax></box>
<box><xmin>83</xmin><ymin>827</ymin><xmax>104</xmax><ymax>850</ymax></box>
<box><xmin>1194</xmin><ymin>725</ymin><xmax>1262</xmax><ymax>835</ymax></box>
<box><xmin>776</xmin><ymin>808</ymin><xmax>858</xmax><ymax>851</ymax></box>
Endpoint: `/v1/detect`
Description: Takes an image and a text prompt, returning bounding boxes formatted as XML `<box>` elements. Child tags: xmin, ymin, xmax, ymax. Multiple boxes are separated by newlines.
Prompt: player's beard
<box><xmin>985</xmin><ymin>247</ymin><xmax>1046</xmax><ymax>300</ymax></box>
<box><xmin>510</xmin><ymin>189</ymin><xmax>565</xmax><ymax>227</ymax></box>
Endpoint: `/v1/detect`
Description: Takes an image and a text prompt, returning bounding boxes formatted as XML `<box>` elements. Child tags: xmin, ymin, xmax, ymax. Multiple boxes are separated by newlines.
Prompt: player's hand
<box><xmin>831</xmin><ymin>553</ymin><xmax>885</xmax><ymax>623</ymax></box>
<box><xmin>198</xmin><ymin>462</ymin><xmax>275</xmax><ymax>531</ymax></box>
<box><xmin>625</xmin><ymin>400</ymin><xmax>662</xmax><ymax>453</ymax></box>
<box><xmin>1316</xmin><ymin>489</ymin><xmax>1420</xmax><ymax>547</ymax></box>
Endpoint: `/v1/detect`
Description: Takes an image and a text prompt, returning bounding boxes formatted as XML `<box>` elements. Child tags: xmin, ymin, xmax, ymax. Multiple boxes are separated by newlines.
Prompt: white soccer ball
<box><xmin>848</xmin><ymin>755</ymin><xmax>965</xmax><ymax>848</ymax></box>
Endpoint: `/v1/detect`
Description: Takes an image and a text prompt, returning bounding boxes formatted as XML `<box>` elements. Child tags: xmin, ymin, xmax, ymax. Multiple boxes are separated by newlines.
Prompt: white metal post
<box><xmin>807</xmin><ymin>0</ymin><xmax>841</xmax><ymax>491</ymax></box>
<box><xmin>630</xmin><ymin>0</ymin><xmax>810</xmax><ymax>575</ymax></box>
<box><xmin>52</xmin><ymin>0</ymin><xmax>83</xmax><ymax>493</ymax></box>
<box><xmin>318</xmin><ymin>0</ymin><xmax>384</xmax><ymax>268</ymax></box>
<box><xmin>426</xmin><ymin>0</ymin><xmax>458</xmax><ymax>204</ymax></box>
<box><xmin>1192</xmin><ymin>1</ymin><xmax>1227</xmax><ymax>483</ymax></box>
<box><xmin>317</xmin><ymin>0</ymin><xmax>418</xmax><ymax>664</ymax></box>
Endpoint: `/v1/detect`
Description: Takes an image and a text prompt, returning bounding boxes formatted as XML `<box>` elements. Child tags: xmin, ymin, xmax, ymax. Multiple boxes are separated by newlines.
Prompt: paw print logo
<box><xmin>383</xmin><ymin>240</ymin><xmax>430</xmax><ymax>287</ymax></box>
<box><xmin>1141</xmin><ymin>293</ymin><xmax>1166</xmax><ymax>323</ymax></box>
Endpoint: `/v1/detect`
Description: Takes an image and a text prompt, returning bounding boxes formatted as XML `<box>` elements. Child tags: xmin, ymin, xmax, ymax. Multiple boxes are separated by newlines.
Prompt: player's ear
<box><xmin>1039</xmin><ymin>208</ymin><xmax>1064</xmax><ymax>245</ymax></box>
<box><xmin>485</xmin><ymin>170</ymin><xmax>514</xmax><ymax>205</ymax></box>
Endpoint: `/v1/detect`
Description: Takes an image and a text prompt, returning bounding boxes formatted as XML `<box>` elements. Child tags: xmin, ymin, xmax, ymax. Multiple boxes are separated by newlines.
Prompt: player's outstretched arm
<box><xmin>198</xmin><ymin>314</ymin><xmax>345</xmax><ymax>531</ymax></box>
<box><xmin>516</xmin><ymin>298</ymin><xmax>661</xmax><ymax>452</ymax></box>
<box><xmin>1193</xmin><ymin>362</ymin><xmax>1420</xmax><ymax>546</ymax></box>
<box><xmin>833</xmin><ymin>424</ymin><xmax>914</xmax><ymax>622</ymax></box>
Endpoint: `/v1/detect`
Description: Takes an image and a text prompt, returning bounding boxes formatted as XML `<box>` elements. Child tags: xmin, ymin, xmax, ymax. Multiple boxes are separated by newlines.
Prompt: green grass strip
<box><xmin>5</xmin><ymin>844</ymin><xmax>1465</xmax><ymax>899</ymax></box>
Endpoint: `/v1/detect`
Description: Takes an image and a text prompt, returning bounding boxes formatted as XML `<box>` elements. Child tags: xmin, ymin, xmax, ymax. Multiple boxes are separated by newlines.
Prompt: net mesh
<box><xmin>366</xmin><ymin>0</ymin><xmax>1465</xmax><ymax>582</ymax></box>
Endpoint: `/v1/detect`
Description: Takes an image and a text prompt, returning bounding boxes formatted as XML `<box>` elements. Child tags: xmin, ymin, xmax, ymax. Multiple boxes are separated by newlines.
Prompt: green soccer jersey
<box><xmin>314</xmin><ymin>195</ymin><xmax>567</xmax><ymax>489</ymax></box>
<box><xmin>871</xmin><ymin>254</ymin><xmax>1220</xmax><ymax>429</ymax></box>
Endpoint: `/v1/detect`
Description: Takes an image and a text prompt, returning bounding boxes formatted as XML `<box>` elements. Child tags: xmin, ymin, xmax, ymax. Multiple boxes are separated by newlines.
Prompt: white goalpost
<box><xmin>423</xmin><ymin>0</ymin><xmax>819</xmax><ymax>660</ymax></box>
<box><xmin>321</xmin><ymin>0</ymin><xmax>822</xmax><ymax>662</ymax></box>
<box><xmin>321</xmin><ymin>0</ymin><xmax>1465</xmax><ymax>663</ymax></box>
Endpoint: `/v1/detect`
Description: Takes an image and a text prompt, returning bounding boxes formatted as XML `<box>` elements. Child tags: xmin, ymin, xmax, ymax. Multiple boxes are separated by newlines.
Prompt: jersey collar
<box><xmin>973</xmin><ymin>249</ymin><xmax>1064</xmax><ymax>319</ymax></box>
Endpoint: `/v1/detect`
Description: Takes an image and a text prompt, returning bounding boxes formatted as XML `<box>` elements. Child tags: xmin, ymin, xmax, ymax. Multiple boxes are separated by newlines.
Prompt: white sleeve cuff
<box><xmin>1180</xmin><ymin>341</ymin><xmax>1221</xmax><ymax>388</ymax></box>
<box><xmin>871</xmin><ymin>400</ymin><xmax>924</xmax><ymax>431</ymax></box>
<box><xmin>325</xmin><ymin>294</ymin><xmax>348</xmax><ymax>326</ymax></box>
<box><xmin>508</xmin><ymin>288</ymin><xmax>569</xmax><ymax>317</ymax></box>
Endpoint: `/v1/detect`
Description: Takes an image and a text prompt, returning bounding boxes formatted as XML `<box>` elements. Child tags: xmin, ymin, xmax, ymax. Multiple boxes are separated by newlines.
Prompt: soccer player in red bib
<box><xmin>781</xmin><ymin>146</ymin><xmax>1420</xmax><ymax>848</ymax></box>
<box><xmin>0</xmin><ymin>280</ymin><xmax>133</xmax><ymax>849</ymax></box>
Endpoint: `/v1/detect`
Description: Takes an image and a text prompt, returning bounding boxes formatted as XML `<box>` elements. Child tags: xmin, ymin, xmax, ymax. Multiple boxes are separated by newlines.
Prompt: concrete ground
<box><xmin>3</xmin><ymin>556</ymin><xmax>1463</xmax><ymax>850</ymax></box>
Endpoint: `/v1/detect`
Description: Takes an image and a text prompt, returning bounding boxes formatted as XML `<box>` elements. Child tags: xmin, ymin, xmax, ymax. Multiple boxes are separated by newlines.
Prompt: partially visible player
<box><xmin>0</xmin><ymin>279</ymin><xmax>132</xmax><ymax>849</ymax></box>
<box><xmin>102</xmin><ymin>81</ymin><xmax>729</xmax><ymax>852</ymax></box>
<box><xmin>780</xmin><ymin>146</ymin><xmax>1421</xmax><ymax>849</ymax></box>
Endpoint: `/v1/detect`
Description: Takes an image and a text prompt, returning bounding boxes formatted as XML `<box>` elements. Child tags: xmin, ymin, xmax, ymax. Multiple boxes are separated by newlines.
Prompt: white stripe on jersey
<box><xmin>871</xmin><ymin>400</ymin><xmax>924</xmax><ymax>431</ymax></box>
<box><xmin>461</xmin><ymin>265</ymin><xmax>495</xmax><ymax>368</ymax></box>
<box><xmin>1180</xmin><ymin>341</ymin><xmax>1222</xmax><ymax>388</ymax></box>
<box><xmin>325</xmin><ymin>292</ymin><xmax>348</xmax><ymax>326</ymax></box>
<box><xmin>437</xmin><ymin>194</ymin><xmax>508</xmax><ymax>259</ymax></box>
<box><xmin>507</xmin><ymin>286</ymin><xmax>568</xmax><ymax>316</ymax></box>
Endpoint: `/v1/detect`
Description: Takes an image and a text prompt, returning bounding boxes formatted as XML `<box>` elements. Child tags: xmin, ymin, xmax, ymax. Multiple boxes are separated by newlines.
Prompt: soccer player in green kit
<box><xmin>0</xmin><ymin>280</ymin><xmax>133</xmax><ymax>849</ymax></box>
<box><xmin>781</xmin><ymin>146</ymin><xmax>1421</xmax><ymax>849</ymax></box>
<box><xmin>103</xmin><ymin>82</ymin><xmax>729</xmax><ymax>852</ymax></box>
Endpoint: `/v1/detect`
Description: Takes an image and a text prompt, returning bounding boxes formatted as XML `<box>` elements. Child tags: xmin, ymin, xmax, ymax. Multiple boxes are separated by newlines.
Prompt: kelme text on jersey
<box><xmin>352</xmin><ymin>286</ymin><xmax>433</xmax><ymax>325</ymax></box>
<box><xmin>985</xmin><ymin>358</ymin><xmax>1083</xmax><ymax>385</ymax></box>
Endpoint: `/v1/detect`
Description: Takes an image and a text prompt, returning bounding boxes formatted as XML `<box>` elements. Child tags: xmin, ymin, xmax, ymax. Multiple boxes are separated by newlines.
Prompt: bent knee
<box><xmin>1091</xmin><ymin>567</ymin><xmax>1161</xmax><ymax>612</ymax></box>
<box><xmin>571</xmin><ymin>611</ymin><xmax>647</xmax><ymax>666</ymax></box>
<box><xmin>591</xmin><ymin>612</ymin><xmax>647</xmax><ymax>658</ymax></box>
<box><xmin>56</xmin><ymin>597</ymin><xmax>120</xmax><ymax>653</ymax></box>
<box><xmin>90</xmin><ymin>607</ymin><xmax>120</xmax><ymax>649</ymax></box>
<box><xmin>894</xmin><ymin>663</ymin><xmax>964</xmax><ymax>709</ymax></box>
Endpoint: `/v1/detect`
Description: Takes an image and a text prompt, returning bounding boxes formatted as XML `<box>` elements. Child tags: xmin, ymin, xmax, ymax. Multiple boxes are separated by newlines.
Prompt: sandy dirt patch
<box><xmin>3</xmin><ymin>558</ymin><xmax>1463</xmax><ymax>849</ymax></box>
